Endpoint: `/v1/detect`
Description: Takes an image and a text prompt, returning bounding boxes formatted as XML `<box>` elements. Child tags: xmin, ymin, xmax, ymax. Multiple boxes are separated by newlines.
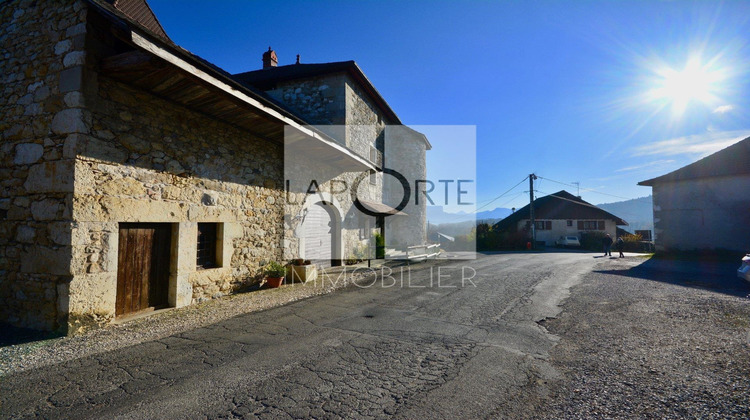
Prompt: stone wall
<box><xmin>0</xmin><ymin>0</ymin><xmax>88</xmax><ymax>330</ymax></box>
<box><xmin>268</xmin><ymin>73</ymin><xmax>392</xmax><ymax>261</ymax></box>
<box><xmin>266</xmin><ymin>74</ymin><xmax>348</xmax><ymax>145</ymax></box>
<box><xmin>65</xmin><ymin>71</ymin><xmax>286</xmax><ymax>331</ymax></box>
<box><xmin>1</xmin><ymin>1</ymin><xmax>427</xmax><ymax>333</ymax></box>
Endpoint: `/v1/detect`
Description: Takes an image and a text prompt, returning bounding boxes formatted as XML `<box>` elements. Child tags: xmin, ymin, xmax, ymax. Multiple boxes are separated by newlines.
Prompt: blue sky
<box><xmin>149</xmin><ymin>0</ymin><xmax>750</xmax><ymax>209</ymax></box>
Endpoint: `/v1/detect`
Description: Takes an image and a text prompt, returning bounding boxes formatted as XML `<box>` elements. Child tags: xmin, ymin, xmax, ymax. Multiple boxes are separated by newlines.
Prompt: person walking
<box><xmin>603</xmin><ymin>234</ymin><xmax>613</xmax><ymax>257</ymax></box>
<box><xmin>616</xmin><ymin>236</ymin><xmax>625</xmax><ymax>258</ymax></box>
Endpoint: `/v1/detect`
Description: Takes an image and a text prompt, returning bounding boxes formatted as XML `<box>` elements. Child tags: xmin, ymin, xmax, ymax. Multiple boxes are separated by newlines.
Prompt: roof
<box><xmin>233</xmin><ymin>61</ymin><xmax>402</xmax><ymax>125</ymax></box>
<box><xmin>108</xmin><ymin>0</ymin><xmax>170</xmax><ymax>42</ymax></box>
<box><xmin>85</xmin><ymin>0</ymin><xmax>376</xmax><ymax>172</ymax></box>
<box><xmin>358</xmin><ymin>199</ymin><xmax>408</xmax><ymax>216</ymax></box>
<box><xmin>89</xmin><ymin>0</ymin><xmax>291</xmax><ymax>118</ymax></box>
<box><xmin>101</xmin><ymin>1</ymin><xmax>427</xmax><ymax>152</ymax></box>
<box><xmin>639</xmin><ymin>136</ymin><xmax>750</xmax><ymax>186</ymax></box>
<box><xmin>493</xmin><ymin>190</ymin><xmax>628</xmax><ymax>230</ymax></box>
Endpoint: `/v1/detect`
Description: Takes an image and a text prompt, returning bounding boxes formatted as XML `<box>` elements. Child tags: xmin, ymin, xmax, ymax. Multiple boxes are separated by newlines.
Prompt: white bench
<box><xmin>405</xmin><ymin>244</ymin><xmax>441</xmax><ymax>261</ymax></box>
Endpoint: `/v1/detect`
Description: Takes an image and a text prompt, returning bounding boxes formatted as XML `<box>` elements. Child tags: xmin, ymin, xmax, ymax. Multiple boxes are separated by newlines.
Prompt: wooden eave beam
<box><xmin>100</xmin><ymin>50</ymin><xmax>166</xmax><ymax>75</ymax></box>
<box><xmin>98</xmin><ymin>29</ymin><xmax>375</xmax><ymax>170</ymax></box>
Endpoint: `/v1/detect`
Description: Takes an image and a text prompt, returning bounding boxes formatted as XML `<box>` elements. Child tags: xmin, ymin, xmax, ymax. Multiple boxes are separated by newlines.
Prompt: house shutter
<box><xmin>598</xmin><ymin>221</ymin><xmax>605</xmax><ymax>230</ymax></box>
<box><xmin>577</xmin><ymin>221</ymin><xmax>584</xmax><ymax>230</ymax></box>
<box><xmin>546</xmin><ymin>221</ymin><xmax>552</xmax><ymax>230</ymax></box>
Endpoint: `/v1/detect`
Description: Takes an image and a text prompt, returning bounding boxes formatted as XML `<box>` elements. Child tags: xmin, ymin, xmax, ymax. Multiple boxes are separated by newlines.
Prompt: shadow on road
<box><xmin>595</xmin><ymin>257</ymin><xmax>750</xmax><ymax>298</ymax></box>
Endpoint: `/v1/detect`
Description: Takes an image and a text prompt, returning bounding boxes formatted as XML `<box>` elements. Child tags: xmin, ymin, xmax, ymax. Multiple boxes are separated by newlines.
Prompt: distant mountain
<box><xmin>597</xmin><ymin>196</ymin><xmax>653</xmax><ymax>232</ymax></box>
<box><xmin>426</xmin><ymin>206</ymin><xmax>512</xmax><ymax>225</ymax></box>
<box><xmin>426</xmin><ymin>206</ymin><xmax>468</xmax><ymax>225</ymax></box>
<box><xmin>476</xmin><ymin>207</ymin><xmax>513</xmax><ymax>222</ymax></box>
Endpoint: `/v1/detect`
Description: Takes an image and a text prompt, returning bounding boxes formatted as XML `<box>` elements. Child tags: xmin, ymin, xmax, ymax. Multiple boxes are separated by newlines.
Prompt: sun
<box><xmin>648</xmin><ymin>57</ymin><xmax>722</xmax><ymax>116</ymax></box>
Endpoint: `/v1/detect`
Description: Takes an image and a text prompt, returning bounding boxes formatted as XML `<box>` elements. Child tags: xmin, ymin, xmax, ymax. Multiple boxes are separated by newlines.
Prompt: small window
<box><xmin>566</xmin><ymin>220</ymin><xmax>572</xmax><ymax>227</ymax></box>
<box><xmin>197</xmin><ymin>223</ymin><xmax>219</xmax><ymax>269</ymax></box>
<box><xmin>533</xmin><ymin>221</ymin><xmax>552</xmax><ymax>230</ymax></box>
<box><xmin>577</xmin><ymin>220</ymin><xmax>604</xmax><ymax>231</ymax></box>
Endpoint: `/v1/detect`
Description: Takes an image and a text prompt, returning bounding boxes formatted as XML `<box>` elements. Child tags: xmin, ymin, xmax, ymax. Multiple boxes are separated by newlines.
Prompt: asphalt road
<box><xmin>2</xmin><ymin>252</ymin><xmax>747</xmax><ymax>418</ymax></box>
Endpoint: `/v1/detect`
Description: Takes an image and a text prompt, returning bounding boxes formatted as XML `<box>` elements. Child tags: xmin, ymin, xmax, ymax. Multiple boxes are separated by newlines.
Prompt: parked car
<box><xmin>738</xmin><ymin>254</ymin><xmax>750</xmax><ymax>282</ymax></box>
<box><xmin>555</xmin><ymin>236</ymin><xmax>581</xmax><ymax>248</ymax></box>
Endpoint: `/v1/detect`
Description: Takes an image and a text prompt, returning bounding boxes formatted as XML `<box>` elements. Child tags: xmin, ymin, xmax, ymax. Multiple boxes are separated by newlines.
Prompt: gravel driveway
<box><xmin>534</xmin><ymin>256</ymin><xmax>750</xmax><ymax>418</ymax></box>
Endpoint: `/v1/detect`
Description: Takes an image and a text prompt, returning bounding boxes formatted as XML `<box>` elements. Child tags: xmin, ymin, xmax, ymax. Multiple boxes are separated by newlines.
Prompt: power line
<box><xmin>475</xmin><ymin>192</ymin><xmax>528</xmax><ymax>224</ymax></box>
<box><xmin>473</xmin><ymin>176</ymin><xmax>529</xmax><ymax>213</ymax></box>
<box><xmin>536</xmin><ymin>176</ymin><xmax>632</xmax><ymax>201</ymax></box>
<box><xmin>436</xmin><ymin>176</ymin><xmax>529</xmax><ymax>224</ymax></box>
<box><xmin>496</xmin><ymin>191</ymin><xmax>527</xmax><ymax>210</ymax></box>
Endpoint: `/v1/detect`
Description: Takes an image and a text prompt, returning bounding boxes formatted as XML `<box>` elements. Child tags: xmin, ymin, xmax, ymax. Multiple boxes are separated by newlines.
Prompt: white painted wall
<box><xmin>515</xmin><ymin>219</ymin><xmax>618</xmax><ymax>246</ymax></box>
<box><xmin>651</xmin><ymin>175</ymin><xmax>750</xmax><ymax>252</ymax></box>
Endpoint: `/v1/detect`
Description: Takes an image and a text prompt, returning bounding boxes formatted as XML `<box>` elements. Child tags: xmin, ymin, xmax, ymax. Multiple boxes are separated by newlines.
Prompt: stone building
<box><xmin>638</xmin><ymin>136</ymin><xmax>750</xmax><ymax>253</ymax></box>
<box><xmin>234</xmin><ymin>60</ymin><xmax>432</xmax><ymax>259</ymax></box>
<box><xmin>0</xmin><ymin>0</ymin><xmax>428</xmax><ymax>333</ymax></box>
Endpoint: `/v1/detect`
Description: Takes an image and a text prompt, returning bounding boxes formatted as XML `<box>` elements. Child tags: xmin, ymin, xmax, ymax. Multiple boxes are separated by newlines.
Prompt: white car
<box><xmin>555</xmin><ymin>236</ymin><xmax>581</xmax><ymax>248</ymax></box>
<box><xmin>738</xmin><ymin>254</ymin><xmax>750</xmax><ymax>282</ymax></box>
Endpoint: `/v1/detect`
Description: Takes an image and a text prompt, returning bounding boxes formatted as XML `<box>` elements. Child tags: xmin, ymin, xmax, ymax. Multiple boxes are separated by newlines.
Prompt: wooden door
<box><xmin>116</xmin><ymin>223</ymin><xmax>171</xmax><ymax>316</ymax></box>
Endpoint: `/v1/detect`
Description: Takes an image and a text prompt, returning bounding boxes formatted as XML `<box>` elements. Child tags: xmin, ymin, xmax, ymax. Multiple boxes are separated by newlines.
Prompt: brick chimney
<box><xmin>262</xmin><ymin>47</ymin><xmax>278</xmax><ymax>69</ymax></box>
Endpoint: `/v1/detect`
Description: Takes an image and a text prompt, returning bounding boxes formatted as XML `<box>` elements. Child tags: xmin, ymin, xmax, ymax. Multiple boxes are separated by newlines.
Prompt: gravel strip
<box><xmin>533</xmin><ymin>256</ymin><xmax>750</xmax><ymax>418</ymax></box>
<box><xmin>0</xmin><ymin>267</ymin><xmax>375</xmax><ymax>377</ymax></box>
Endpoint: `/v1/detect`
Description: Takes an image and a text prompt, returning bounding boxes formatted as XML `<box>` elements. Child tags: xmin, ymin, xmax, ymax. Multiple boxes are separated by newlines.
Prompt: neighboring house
<box><xmin>638</xmin><ymin>136</ymin><xmax>750</xmax><ymax>253</ymax></box>
<box><xmin>0</xmin><ymin>0</ymin><xmax>427</xmax><ymax>333</ymax></box>
<box><xmin>493</xmin><ymin>191</ymin><xmax>628</xmax><ymax>246</ymax></box>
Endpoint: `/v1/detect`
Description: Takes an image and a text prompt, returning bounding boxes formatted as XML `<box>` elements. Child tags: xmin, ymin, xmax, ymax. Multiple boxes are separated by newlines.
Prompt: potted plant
<box><xmin>264</xmin><ymin>261</ymin><xmax>287</xmax><ymax>288</ymax></box>
<box><xmin>289</xmin><ymin>259</ymin><xmax>317</xmax><ymax>283</ymax></box>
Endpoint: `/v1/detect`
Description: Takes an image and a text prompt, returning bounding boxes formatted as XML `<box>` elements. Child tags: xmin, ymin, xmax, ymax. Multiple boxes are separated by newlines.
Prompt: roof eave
<box><xmin>86</xmin><ymin>0</ymin><xmax>376</xmax><ymax>172</ymax></box>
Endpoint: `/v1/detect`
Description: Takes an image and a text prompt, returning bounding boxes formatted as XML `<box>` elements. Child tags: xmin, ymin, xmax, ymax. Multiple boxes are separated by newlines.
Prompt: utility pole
<box><xmin>572</xmin><ymin>181</ymin><xmax>580</xmax><ymax>197</ymax></box>
<box><xmin>529</xmin><ymin>173</ymin><xmax>537</xmax><ymax>248</ymax></box>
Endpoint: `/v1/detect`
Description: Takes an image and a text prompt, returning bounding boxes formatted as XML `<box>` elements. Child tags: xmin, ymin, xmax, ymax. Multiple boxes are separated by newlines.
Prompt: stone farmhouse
<box><xmin>638</xmin><ymin>136</ymin><xmax>750</xmax><ymax>253</ymax></box>
<box><xmin>493</xmin><ymin>190</ymin><xmax>628</xmax><ymax>246</ymax></box>
<box><xmin>0</xmin><ymin>0</ymin><xmax>429</xmax><ymax>333</ymax></box>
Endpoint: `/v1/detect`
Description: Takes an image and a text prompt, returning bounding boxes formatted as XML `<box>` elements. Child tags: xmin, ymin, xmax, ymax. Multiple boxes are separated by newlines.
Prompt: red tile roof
<box><xmin>109</xmin><ymin>0</ymin><xmax>170</xmax><ymax>42</ymax></box>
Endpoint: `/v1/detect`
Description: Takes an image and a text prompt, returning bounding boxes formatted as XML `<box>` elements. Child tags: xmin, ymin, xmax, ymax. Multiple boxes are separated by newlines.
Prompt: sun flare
<box><xmin>648</xmin><ymin>57</ymin><xmax>723</xmax><ymax>116</ymax></box>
